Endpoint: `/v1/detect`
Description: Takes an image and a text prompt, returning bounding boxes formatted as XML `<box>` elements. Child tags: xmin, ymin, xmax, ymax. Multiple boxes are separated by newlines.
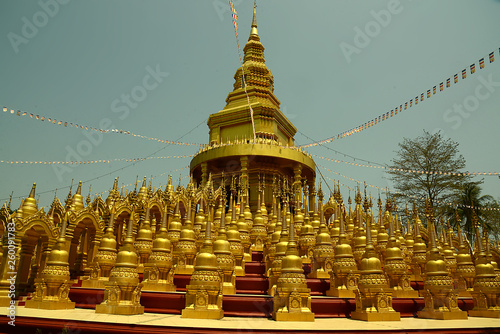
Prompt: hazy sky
<box><xmin>1</xmin><ymin>0</ymin><xmax>499</xmax><ymax>211</ymax></box>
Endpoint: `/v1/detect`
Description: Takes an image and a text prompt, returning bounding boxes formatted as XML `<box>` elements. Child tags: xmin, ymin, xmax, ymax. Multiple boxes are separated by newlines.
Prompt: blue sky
<box><xmin>0</xmin><ymin>0</ymin><xmax>499</xmax><ymax>211</ymax></box>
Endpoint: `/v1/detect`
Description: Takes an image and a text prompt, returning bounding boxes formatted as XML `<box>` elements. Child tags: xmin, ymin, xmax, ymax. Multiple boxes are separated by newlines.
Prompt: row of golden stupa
<box><xmin>1</xmin><ymin>176</ymin><xmax>499</xmax><ymax>321</ymax></box>
<box><xmin>2</xmin><ymin>2</ymin><xmax>500</xmax><ymax>322</ymax></box>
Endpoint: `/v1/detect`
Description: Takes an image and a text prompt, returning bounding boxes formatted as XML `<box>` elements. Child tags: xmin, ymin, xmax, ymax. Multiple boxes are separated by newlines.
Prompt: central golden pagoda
<box><xmin>190</xmin><ymin>4</ymin><xmax>316</xmax><ymax>211</ymax></box>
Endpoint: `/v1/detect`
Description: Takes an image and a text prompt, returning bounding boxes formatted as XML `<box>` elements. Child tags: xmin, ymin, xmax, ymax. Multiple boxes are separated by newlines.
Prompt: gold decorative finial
<box><xmin>250</xmin><ymin>0</ymin><xmax>258</xmax><ymax>36</ymax></box>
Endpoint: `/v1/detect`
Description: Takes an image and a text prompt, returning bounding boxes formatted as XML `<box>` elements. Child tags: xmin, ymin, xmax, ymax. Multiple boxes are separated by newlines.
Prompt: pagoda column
<box><xmin>201</xmin><ymin>162</ymin><xmax>208</xmax><ymax>186</ymax></box>
<box><xmin>293</xmin><ymin>164</ymin><xmax>302</xmax><ymax>204</ymax></box>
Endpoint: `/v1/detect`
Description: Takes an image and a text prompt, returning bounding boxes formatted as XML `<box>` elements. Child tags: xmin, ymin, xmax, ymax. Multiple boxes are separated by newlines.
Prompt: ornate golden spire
<box><xmin>206</xmin><ymin>1</ymin><xmax>297</xmax><ymax>146</ymax></box>
<box><xmin>21</xmin><ymin>182</ymin><xmax>38</xmax><ymax>217</ymax></box>
<box><xmin>250</xmin><ymin>0</ymin><xmax>258</xmax><ymax>36</ymax></box>
<box><xmin>71</xmin><ymin>181</ymin><xmax>84</xmax><ymax>212</ymax></box>
<box><xmin>142</xmin><ymin>205</ymin><xmax>176</xmax><ymax>292</ymax></box>
<box><xmin>25</xmin><ymin>216</ymin><xmax>75</xmax><ymax>310</ymax></box>
<box><xmin>417</xmin><ymin>222</ymin><xmax>467</xmax><ymax>320</ymax></box>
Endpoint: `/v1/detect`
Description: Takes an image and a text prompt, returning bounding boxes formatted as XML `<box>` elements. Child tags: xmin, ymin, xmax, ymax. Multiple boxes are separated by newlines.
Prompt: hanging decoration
<box><xmin>0</xmin><ymin>154</ymin><xmax>193</xmax><ymax>166</ymax></box>
<box><xmin>312</xmin><ymin>154</ymin><xmax>499</xmax><ymax>177</ymax></box>
<box><xmin>1</xmin><ymin>106</ymin><xmax>201</xmax><ymax>147</ymax></box>
<box><xmin>300</xmin><ymin>48</ymin><xmax>499</xmax><ymax>148</ymax></box>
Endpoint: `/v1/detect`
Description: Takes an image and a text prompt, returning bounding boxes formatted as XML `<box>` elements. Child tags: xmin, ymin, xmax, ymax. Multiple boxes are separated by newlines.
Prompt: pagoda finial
<box><xmin>76</xmin><ymin>181</ymin><xmax>82</xmax><ymax>195</ymax></box>
<box><xmin>27</xmin><ymin>183</ymin><xmax>36</xmax><ymax>199</ymax></box>
<box><xmin>252</xmin><ymin>0</ymin><xmax>257</xmax><ymax>26</ymax></box>
<box><xmin>250</xmin><ymin>0</ymin><xmax>258</xmax><ymax>36</ymax></box>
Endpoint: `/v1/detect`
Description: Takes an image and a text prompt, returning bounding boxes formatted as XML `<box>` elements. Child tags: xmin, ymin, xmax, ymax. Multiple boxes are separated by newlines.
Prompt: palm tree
<box><xmin>449</xmin><ymin>181</ymin><xmax>493</xmax><ymax>246</ymax></box>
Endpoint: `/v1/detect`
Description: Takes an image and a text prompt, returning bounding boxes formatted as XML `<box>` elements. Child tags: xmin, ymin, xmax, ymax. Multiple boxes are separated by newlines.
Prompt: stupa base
<box><xmin>251</xmin><ymin>245</ymin><xmax>264</xmax><ymax>252</ymax></box>
<box><xmin>176</xmin><ymin>265</ymin><xmax>194</xmax><ymax>275</ymax></box>
<box><xmin>392</xmin><ymin>289</ymin><xmax>419</xmax><ymax>298</ymax></box>
<box><xmin>417</xmin><ymin>309</ymin><xmax>468</xmax><ymax>320</ymax></box>
<box><xmin>181</xmin><ymin>307</ymin><xmax>224</xmax><ymax>319</ymax></box>
<box><xmin>222</xmin><ymin>284</ymin><xmax>236</xmax><ymax>295</ymax></box>
<box><xmin>273</xmin><ymin>311</ymin><xmax>315</xmax><ymax>322</ymax></box>
<box><xmin>81</xmin><ymin>278</ymin><xmax>107</xmax><ymax>289</ymax></box>
<box><xmin>468</xmin><ymin>309</ymin><xmax>500</xmax><ymax>318</ymax></box>
<box><xmin>95</xmin><ymin>303</ymin><xmax>144</xmax><ymax>315</ymax></box>
<box><xmin>308</xmin><ymin>271</ymin><xmax>329</xmax><ymax>279</ymax></box>
<box><xmin>141</xmin><ymin>282</ymin><xmax>176</xmax><ymax>292</ymax></box>
<box><xmin>458</xmin><ymin>290</ymin><xmax>473</xmax><ymax>298</ymax></box>
<box><xmin>351</xmin><ymin>310</ymin><xmax>401</xmax><ymax>321</ymax></box>
<box><xmin>235</xmin><ymin>266</ymin><xmax>245</xmax><ymax>277</ymax></box>
<box><xmin>24</xmin><ymin>299</ymin><xmax>75</xmax><ymax>310</ymax></box>
<box><xmin>409</xmin><ymin>274</ymin><xmax>423</xmax><ymax>281</ymax></box>
<box><xmin>326</xmin><ymin>288</ymin><xmax>355</xmax><ymax>298</ymax></box>
<box><xmin>244</xmin><ymin>253</ymin><xmax>252</xmax><ymax>262</ymax></box>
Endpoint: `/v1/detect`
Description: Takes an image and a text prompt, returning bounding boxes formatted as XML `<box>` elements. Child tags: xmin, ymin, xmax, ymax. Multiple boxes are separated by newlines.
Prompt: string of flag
<box><xmin>1</xmin><ymin>106</ymin><xmax>201</xmax><ymax>147</ymax></box>
<box><xmin>313</xmin><ymin>154</ymin><xmax>499</xmax><ymax>177</ymax></box>
<box><xmin>229</xmin><ymin>0</ymin><xmax>257</xmax><ymax>142</ymax></box>
<box><xmin>300</xmin><ymin>47</ymin><xmax>500</xmax><ymax>148</ymax></box>
<box><xmin>0</xmin><ymin>155</ymin><xmax>193</xmax><ymax>166</ymax></box>
<box><xmin>319</xmin><ymin>165</ymin><xmax>500</xmax><ymax>212</ymax></box>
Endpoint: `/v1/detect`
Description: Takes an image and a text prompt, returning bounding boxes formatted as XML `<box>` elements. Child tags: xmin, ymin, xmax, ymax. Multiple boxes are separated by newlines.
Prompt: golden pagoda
<box><xmin>417</xmin><ymin>221</ymin><xmax>467</xmax><ymax>320</ymax></box>
<box><xmin>24</xmin><ymin>215</ymin><xmax>75</xmax><ymax>310</ymax></box>
<box><xmin>213</xmin><ymin>194</ymin><xmax>237</xmax><ymax>295</ymax></box>
<box><xmin>326</xmin><ymin>202</ymin><xmax>358</xmax><ymax>298</ymax></box>
<box><xmin>95</xmin><ymin>212</ymin><xmax>144</xmax><ymax>315</ymax></box>
<box><xmin>174</xmin><ymin>203</ymin><xmax>197</xmax><ymax>275</ymax></box>
<box><xmin>469</xmin><ymin>207</ymin><xmax>500</xmax><ymax>318</ymax></box>
<box><xmin>273</xmin><ymin>219</ymin><xmax>315</xmax><ymax>321</ymax></box>
<box><xmin>142</xmin><ymin>206</ymin><xmax>176</xmax><ymax>292</ymax></box>
<box><xmin>182</xmin><ymin>199</ymin><xmax>224</xmax><ymax>319</ymax></box>
<box><xmin>351</xmin><ymin>217</ymin><xmax>400</xmax><ymax>321</ymax></box>
<box><xmin>455</xmin><ymin>224</ymin><xmax>475</xmax><ymax>297</ymax></box>
<box><xmin>384</xmin><ymin>218</ymin><xmax>418</xmax><ymax>298</ymax></box>
<box><xmin>81</xmin><ymin>210</ymin><xmax>118</xmax><ymax>289</ymax></box>
<box><xmin>189</xmin><ymin>2</ymin><xmax>315</xmax><ymax>214</ymax></box>
<box><xmin>135</xmin><ymin>206</ymin><xmax>153</xmax><ymax>274</ymax></box>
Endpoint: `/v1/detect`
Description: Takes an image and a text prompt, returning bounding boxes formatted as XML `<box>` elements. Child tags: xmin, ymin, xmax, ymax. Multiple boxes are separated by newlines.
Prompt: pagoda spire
<box><xmin>250</xmin><ymin>0</ymin><xmax>258</xmax><ymax>36</ymax></box>
<box><xmin>207</xmin><ymin>2</ymin><xmax>297</xmax><ymax>146</ymax></box>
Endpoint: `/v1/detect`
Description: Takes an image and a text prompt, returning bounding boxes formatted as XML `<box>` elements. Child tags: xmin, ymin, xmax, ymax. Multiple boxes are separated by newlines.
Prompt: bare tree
<box><xmin>387</xmin><ymin>130</ymin><xmax>470</xmax><ymax>219</ymax></box>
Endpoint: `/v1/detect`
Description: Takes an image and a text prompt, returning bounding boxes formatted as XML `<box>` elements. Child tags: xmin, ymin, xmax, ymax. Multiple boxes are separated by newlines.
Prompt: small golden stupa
<box><xmin>142</xmin><ymin>206</ymin><xmax>176</xmax><ymax>292</ymax></box>
<box><xmin>227</xmin><ymin>194</ymin><xmax>246</xmax><ymax>276</ymax></box>
<box><xmin>182</xmin><ymin>204</ymin><xmax>224</xmax><ymax>319</ymax></box>
<box><xmin>25</xmin><ymin>215</ymin><xmax>75</xmax><ymax>309</ymax></box>
<box><xmin>326</xmin><ymin>204</ymin><xmax>358</xmax><ymax>298</ymax></box>
<box><xmin>174</xmin><ymin>203</ymin><xmax>197</xmax><ymax>275</ymax></box>
<box><xmin>454</xmin><ymin>224</ymin><xmax>475</xmax><ymax>297</ymax></box>
<box><xmin>417</xmin><ymin>221</ymin><xmax>467</xmax><ymax>320</ymax></box>
<box><xmin>214</xmin><ymin>195</ymin><xmax>237</xmax><ymax>295</ymax></box>
<box><xmin>273</xmin><ymin>219</ymin><xmax>315</xmax><ymax>321</ymax></box>
<box><xmin>351</xmin><ymin>218</ymin><xmax>400</xmax><ymax>321</ymax></box>
<box><xmin>168</xmin><ymin>201</ymin><xmax>182</xmax><ymax>265</ymax></box>
<box><xmin>299</xmin><ymin>195</ymin><xmax>316</xmax><ymax>265</ymax></box>
<box><xmin>469</xmin><ymin>212</ymin><xmax>500</xmax><ymax>318</ymax></box>
<box><xmin>236</xmin><ymin>189</ymin><xmax>252</xmax><ymax>263</ymax></box>
<box><xmin>81</xmin><ymin>210</ymin><xmax>118</xmax><ymax>289</ymax></box>
<box><xmin>309</xmin><ymin>188</ymin><xmax>334</xmax><ymax>279</ymax></box>
<box><xmin>410</xmin><ymin>204</ymin><xmax>427</xmax><ymax>282</ymax></box>
<box><xmin>384</xmin><ymin>218</ymin><xmax>418</xmax><ymax>298</ymax></box>
<box><xmin>96</xmin><ymin>213</ymin><xmax>144</xmax><ymax>315</ymax></box>
<box><xmin>265</xmin><ymin>200</ymin><xmax>282</xmax><ymax>278</ymax></box>
<box><xmin>135</xmin><ymin>206</ymin><xmax>153</xmax><ymax>274</ymax></box>
<box><xmin>251</xmin><ymin>190</ymin><xmax>267</xmax><ymax>252</ymax></box>
<box><xmin>268</xmin><ymin>203</ymin><xmax>289</xmax><ymax>296</ymax></box>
